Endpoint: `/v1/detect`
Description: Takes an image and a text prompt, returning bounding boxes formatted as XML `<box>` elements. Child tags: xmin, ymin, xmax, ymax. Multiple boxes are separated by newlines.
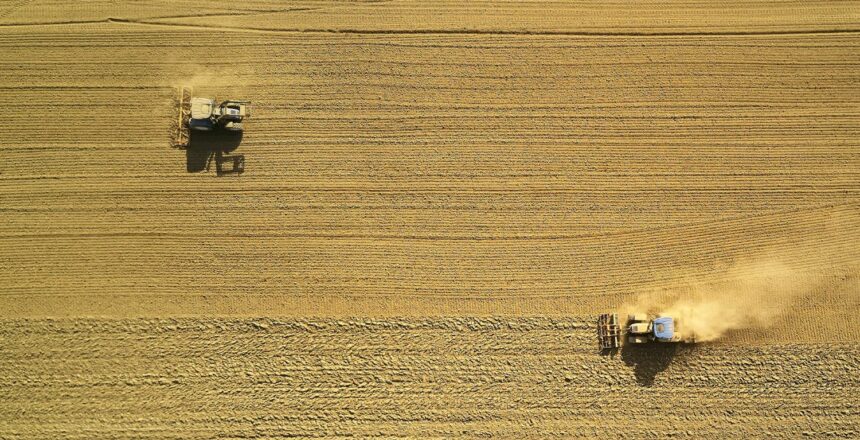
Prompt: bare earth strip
<box><xmin>0</xmin><ymin>1</ymin><xmax>859</xmax><ymax>438</ymax></box>
<box><xmin>0</xmin><ymin>318</ymin><xmax>858</xmax><ymax>439</ymax></box>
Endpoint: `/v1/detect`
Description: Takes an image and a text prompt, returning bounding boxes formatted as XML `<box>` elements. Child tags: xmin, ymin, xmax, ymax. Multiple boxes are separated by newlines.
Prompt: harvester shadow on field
<box><xmin>618</xmin><ymin>343</ymin><xmax>694</xmax><ymax>387</ymax></box>
<box><xmin>185</xmin><ymin>130</ymin><xmax>245</xmax><ymax>176</ymax></box>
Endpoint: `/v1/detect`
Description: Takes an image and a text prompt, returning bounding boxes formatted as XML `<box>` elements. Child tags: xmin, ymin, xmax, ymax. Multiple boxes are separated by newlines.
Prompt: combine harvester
<box><xmin>172</xmin><ymin>86</ymin><xmax>251</xmax><ymax>175</ymax></box>
<box><xmin>598</xmin><ymin>313</ymin><xmax>687</xmax><ymax>350</ymax></box>
<box><xmin>171</xmin><ymin>86</ymin><xmax>251</xmax><ymax>148</ymax></box>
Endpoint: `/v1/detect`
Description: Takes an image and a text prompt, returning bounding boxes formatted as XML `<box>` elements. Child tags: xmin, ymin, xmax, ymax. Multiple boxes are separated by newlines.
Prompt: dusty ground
<box><xmin>0</xmin><ymin>1</ymin><xmax>858</xmax><ymax>438</ymax></box>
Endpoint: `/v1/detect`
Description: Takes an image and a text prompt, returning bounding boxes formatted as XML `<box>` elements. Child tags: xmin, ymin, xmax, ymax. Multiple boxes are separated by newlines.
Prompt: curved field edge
<box><xmin>2</xmin><ymin>1</ymin><xmax>859</xmax><ymax>36</ymax></box>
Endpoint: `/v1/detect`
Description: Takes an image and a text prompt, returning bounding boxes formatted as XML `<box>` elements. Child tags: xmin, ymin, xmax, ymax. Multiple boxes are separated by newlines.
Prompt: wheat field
<box><xmin>1</xmin><ymin>1</ymin><xmax>858</xmax><ymax>438</ymax></box>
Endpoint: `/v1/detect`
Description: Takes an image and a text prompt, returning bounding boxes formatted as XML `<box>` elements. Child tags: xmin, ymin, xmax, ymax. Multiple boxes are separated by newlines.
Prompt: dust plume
<box><xmin>172</xmin><ymin>66</ymin><xmax>253</xmax><ymax>90</ymax></box>
<box><xmin>622</xmin><ymin>206</ymin><xmax>859</xmax><ymax>342</ymax></box>
<box><xmin>157</xmin><ymin>52</ymin><xmax>257</xmax><ymax>98</ymax></box>
<box><xmin>623</xmin><ymin>258</ymin><xmax>820</xmax><ymax>342</ymax></box>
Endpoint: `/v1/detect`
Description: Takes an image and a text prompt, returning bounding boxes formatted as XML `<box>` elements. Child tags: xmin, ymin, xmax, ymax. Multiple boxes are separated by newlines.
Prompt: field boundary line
<box><xmin>1</xmin><ymin>18</ymin><xmax>859</xmax><ymax>38</ymax></box>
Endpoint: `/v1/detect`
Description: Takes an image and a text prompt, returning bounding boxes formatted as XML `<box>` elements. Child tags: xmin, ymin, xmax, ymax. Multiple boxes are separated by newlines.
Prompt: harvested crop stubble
<box><xmin>1</xmin><ymin>318</ymin><xmax>859</xmax><ymax>439</ymax></box>
<box><xmin>0</xmin><ymin>0</ymin><xmax>859</xmax><ymax>438</ymax></box>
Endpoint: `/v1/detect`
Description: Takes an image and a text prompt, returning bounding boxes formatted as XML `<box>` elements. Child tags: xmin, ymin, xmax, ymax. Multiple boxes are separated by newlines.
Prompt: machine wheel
<box><xmin>628</xmin><ymin>335</ymin><xmax>647</xmax><ymax>344</ymax></box>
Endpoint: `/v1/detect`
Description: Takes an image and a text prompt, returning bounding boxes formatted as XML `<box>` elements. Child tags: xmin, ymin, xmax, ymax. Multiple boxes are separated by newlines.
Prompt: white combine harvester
<box><xmin>172</xmin><ymin>86</ymin><xmax>251</xmax><ymax>148</ymax></box>
<box><xmin>598</xmin><ymin>313</ymin><xmax>685</xmax><ymax>350</ymax></box>
<box><xmin>189</xmin><ymin>97</ymin><xmax>250</xmax><ymax>132</ymax></box>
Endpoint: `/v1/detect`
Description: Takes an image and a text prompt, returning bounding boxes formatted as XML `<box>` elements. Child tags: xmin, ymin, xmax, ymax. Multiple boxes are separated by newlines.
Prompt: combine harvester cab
<box><xmin>215</xmin><ymin>101</ymin><xmax>251</xmax><ymax>132</ymax></box>
<box><xmin>652</xmin><ymin>317</ymin><xmax>677</xmax><ymax>342</ymax></box>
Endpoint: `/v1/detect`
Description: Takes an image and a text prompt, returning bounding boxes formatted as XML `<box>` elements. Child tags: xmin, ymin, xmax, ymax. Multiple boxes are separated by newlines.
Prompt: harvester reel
<box><xmin>172</xmin><ymin>86</ymin><xmax>192</xmax><ymax>148</ymax></box>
